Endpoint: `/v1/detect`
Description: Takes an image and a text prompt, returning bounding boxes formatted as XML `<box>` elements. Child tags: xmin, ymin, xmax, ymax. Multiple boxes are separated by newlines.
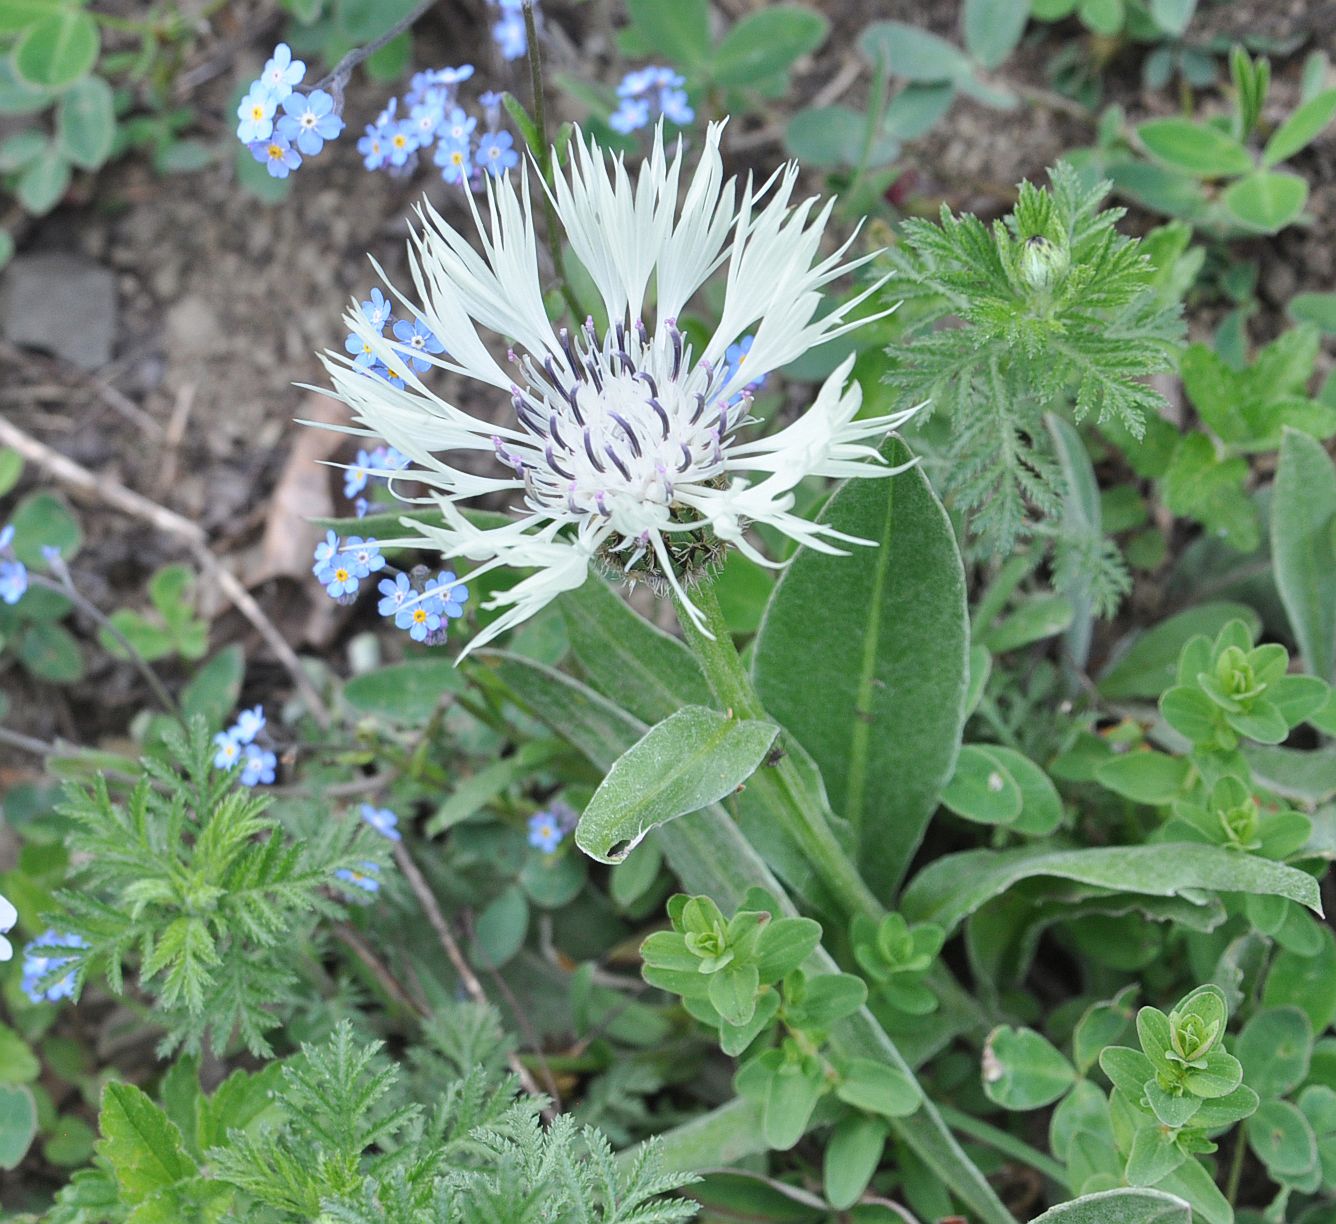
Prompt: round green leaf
<box><xmin>1289</xmin><ymin>292</ymin><xmax>1336</xmax><ymax>334</ymax></box>
<box><xmin>1238</xmin><ymin>1006</ymin><xmax>1313</xmax><ymax>1100</ymax></box>
<box><xmin>983</xmin><ymin>1025</ymin><xmax>1077</xmax><ymax>1110</ymax></box>
<box><xmin>982</xmin><ymin>745</ymin><xmax>1063</xmax><ymax>835</ymax></box>
<box><xmin>942</xmin><ymin>744</ymin><xmax>1023</xmax><ymax>825</ymax></box>
<box><xmin>470</xmin><ymin>884</ymin><xmax>529</xmax><ymax>969</ymax></box>
<box><xmin>858</xmin><ymin>20</ymin><xmax>971</xmax><ymax>80</ymax></box>
<box><xmin>1249</xmin><ymin>1098</ymin><xmax>1318</xmax><ymax>1178</ymax></box>
<box><xmin>11</xmin><ymin>491</ymin><xmax>82</xmax><ymax>565</ymax></box>
<box><xmin>1095</xmin><ymin>751</ymin><xmax>1190</xmax><ymax>805</ymax></box>
<box><xmin>1149</xmin><ymin>0</ymin><xmax>1196</xmax><ymax>35</ymax></box>
<box><xmin>343</xmin><ymin>659</ymin><xmax>463</xmax><ymax>722</ymax></box>
<box><xmin>963</xmin><ymin>0</ymin><xmax>1030</xmax><ymax>69</ymax></box>
<box><xmin>57</xmin><ymin>75</ymin><xmax>115</xmax><ymax>169</ymax></box>
<box><xmin>1137</xmin><ymin>118</ymin><xmax>1253</xmax><ymax>177</ymax></box>
<box><xmin>1223</xmin><ymin>171</ymin><xmax>1308</xmax><ymax>232</ymax></box>
<box><xmin>14</xmin><ymin>10</ymin><xmax>100</xmax><ymax>89</ymax></box>
<box><xmin>833</xmin><ymin>1057</ymin><xmax>923</xmax><ymax>1118</ymax></box>
<box><xmin>18</xmin><ymin>621</ymin><xmax>84</xmax><ymax>683</ymax></box>
<box><xmin>15</xmin><ymin>145</ymin><xmax>70</xmax><ymax>215</ymax></box>
<box><xmin>1265</xmin><ymin>926</ymin><xmax>1336</xmax><ymax>1032</ymax></box>
<box><xmin>0</xmin><ymin>1084</ymin><xmax>37</xmax><ymax>1170</ymax></box>
<box><xmin>0</xmin><ymin>57</ymin><xmax>56</xmax><ymax>114</ymax></box>
<box><xmin>1080</xmin><ymin>0</ymin><xmax>1126</xmax><ymax>35</ymax></box>
<box><xmin>711</xmin><ymin>6</ymin><xmax>829</xmax><ymax>87</ymax></box>
<box><xmin>0</xmin><ymin>129</ymin><xmax>46</xmax><ymax>171</ymax></box>
<box><xmin>519</xmin><ymin>848</ymin><xmax>587</xmax><ymax>909</ymax></box>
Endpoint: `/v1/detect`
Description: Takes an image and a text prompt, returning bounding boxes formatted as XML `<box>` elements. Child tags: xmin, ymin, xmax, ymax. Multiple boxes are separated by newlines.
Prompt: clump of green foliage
<box><xmin>883</xmin><ymin>163</ymin><xmax>1181</xmax><ymax>565</ymax></box>
<box><xmin>50</xmin><ymin>721</ymin><xmax>374</xmax><ymax>1057</ymax></box>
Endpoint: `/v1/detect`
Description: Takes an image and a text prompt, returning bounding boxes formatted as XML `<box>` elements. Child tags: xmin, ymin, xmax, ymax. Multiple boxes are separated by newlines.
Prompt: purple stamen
<box><xmin>605</xmin><ymin>445</ymin><xmax>632</xmax><ymax>481</ymax></box>
<box><xmin>609</xmin><ymin>412</ymin><xmax>642</xmax><ymax>458</ymax></box>
<box><xmin>583</xmin><ymin>428</ymin><xmax>606</xmax><ymax>472</ymax></box>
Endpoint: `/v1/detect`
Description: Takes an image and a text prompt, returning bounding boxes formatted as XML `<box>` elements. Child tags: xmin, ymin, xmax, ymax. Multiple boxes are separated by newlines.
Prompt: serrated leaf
<box><xmin>97</xmin><ymin>1083</ymin><xmax>197</xmax><ymax>1204</ymax></box>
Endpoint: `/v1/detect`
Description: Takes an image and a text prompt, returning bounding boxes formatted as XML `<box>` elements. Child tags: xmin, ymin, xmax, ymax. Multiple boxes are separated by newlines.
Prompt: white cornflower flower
<box><xmin>320</xmin><ymin>121</ymin><xmax>921</xmax><ymax>655</ymax></box>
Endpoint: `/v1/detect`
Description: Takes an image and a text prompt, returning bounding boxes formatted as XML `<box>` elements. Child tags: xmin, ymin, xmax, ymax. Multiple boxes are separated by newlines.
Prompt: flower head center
<box><xmin>499</xmin><ymin>317</ymin><xmax>750</xmax><ymax>538</ymax></box>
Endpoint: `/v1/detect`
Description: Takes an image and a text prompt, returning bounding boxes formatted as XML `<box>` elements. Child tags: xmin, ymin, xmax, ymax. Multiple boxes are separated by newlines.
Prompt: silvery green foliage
<box><xmin>882</xmin><ymin>162</ymin><xmax>1183</xmax><ymax>555</ymax></box>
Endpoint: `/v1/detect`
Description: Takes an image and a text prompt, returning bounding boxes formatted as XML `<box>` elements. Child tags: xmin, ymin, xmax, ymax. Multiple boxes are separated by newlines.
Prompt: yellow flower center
<box><xmin>334</xmin><ymin>567</ymin><xmax>350</xmax><ymax>582</ymax></box>
<box><xmin>251</xmin><ymin>104</ymin><xmax>265</xmax><ymax>120</ymax></box>
<box><xmin>268</xmin><ymin>144</ymin><xmax>283</xmax><ymax>160</ymax></box>
<box><xmin>412</xmin><ymin>608</ymin><xmax>428</xmax><ymax>623</ymax></box>
<box><xmin>392</xmin><ymin>134</ymin><xmax>407</xmax><ymax>149</ymax></box>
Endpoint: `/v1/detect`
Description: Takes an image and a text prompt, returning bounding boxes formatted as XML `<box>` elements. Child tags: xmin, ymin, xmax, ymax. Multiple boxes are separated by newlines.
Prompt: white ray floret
<box><xmin>320</xmin><ymin>121</ymin><xmax>922</xmax><ymax>656</ymax></box>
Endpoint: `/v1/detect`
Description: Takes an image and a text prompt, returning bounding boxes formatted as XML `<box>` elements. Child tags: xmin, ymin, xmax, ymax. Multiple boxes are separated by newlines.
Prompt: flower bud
<box><xmin>1020</xmin><ymin>235</ymin><xmax>1069</xmax><ymax>290</ymax></box>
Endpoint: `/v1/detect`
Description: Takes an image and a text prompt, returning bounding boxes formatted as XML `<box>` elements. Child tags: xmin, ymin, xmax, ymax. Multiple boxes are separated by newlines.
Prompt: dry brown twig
<box><xmin>391</xmin><ymin>842</ymin><xmax>557</xmax><ymax>1117</ymax></box>
<box><xmin>0</xmin><ymin>416</ymin><xmax>332</xmax><ymax>728</ymax></box>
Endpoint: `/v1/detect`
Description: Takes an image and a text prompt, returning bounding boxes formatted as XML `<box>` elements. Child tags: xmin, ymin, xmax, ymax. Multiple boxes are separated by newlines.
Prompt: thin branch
<box><xmin>0</xmin><ymin>417</ymin><xmax>332</xmax><ymax>727</ymax></box>
<box><xmin>29</xmin><ymin>566</ymin><xmax>185</xmax><ymax>727</ymax></box>
<box><xmin>309</xmin><ymin>0</ymin><xmax>438</xmax><ymax>102</ymax></box>
<box><xmin>0</xmin><ymin>340</ymin><xmax>164</xmax><ymax>440</ymax></box>
<box><xmin>391</xmin><ymin>841</ymin><xmax>553</xmax><ymax>1113</ymax></box>
<box><xmin>331</xmin><ymin>923</ymin><xmax>427</xmax><ymax>1016</ymax></box>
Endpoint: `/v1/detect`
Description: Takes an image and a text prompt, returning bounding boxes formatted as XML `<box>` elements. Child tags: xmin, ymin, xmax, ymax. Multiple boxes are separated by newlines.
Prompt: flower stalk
<box><xmin>671</xmin><ymin>579</ymin><xmax>884</xmax><ymax>922</ymax></box>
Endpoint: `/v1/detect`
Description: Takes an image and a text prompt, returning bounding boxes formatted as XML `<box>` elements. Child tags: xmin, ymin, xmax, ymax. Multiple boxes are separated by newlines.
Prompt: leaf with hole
<box><xmin>983</xmin><ymin>1025</ymin><xmax>1077</xmax><ymax>1110</ymax></box>
<box><xmin>575</xmin><ymin>706</ymin><xmax>777</xmax><ymax>863</ymax></box>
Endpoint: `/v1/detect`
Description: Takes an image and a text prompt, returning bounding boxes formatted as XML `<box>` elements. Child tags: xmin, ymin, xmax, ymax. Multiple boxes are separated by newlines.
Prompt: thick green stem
<box><xmin>673</xmin><ymin>581</ymin><xmax>884</xmax><ymax>922</ymax></box>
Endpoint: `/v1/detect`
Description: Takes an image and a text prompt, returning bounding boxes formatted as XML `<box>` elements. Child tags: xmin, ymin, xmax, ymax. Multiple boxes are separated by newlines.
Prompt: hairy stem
<box><xmin>310</xmin><ymin>0</ymin><xmax>438</xmax><ymax>99</ymax></box>
<box><xmin>672</xmin><ymin>580</ymin><xmax>884</xmax><ymax>922</ymax></box>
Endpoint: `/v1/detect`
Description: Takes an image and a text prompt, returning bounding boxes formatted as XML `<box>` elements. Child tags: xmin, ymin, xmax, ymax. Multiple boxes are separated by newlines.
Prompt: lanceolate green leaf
<box><xmin>902</xmin><ymin>843</ymin><xmax>1322</xmax><ymax>934</ymax></box>
<box><xmin>97</xmin><ymin>1083</ymin><xmax>197</xmax><ymax>1205</ymax></box>
<box><xmin>575</xmin><ymin>706</ymin><xmax>778</xmax><ymax>863</ymax></box>
<box><xmin>1272</xmin><ymin>429</ymin><xmax>1336</xmax><ymax>681</ymax></box>
<box><xmin>753</xmin><ymin>438</ymin><xmax>968</xmax><ymax>896</ymax></box>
